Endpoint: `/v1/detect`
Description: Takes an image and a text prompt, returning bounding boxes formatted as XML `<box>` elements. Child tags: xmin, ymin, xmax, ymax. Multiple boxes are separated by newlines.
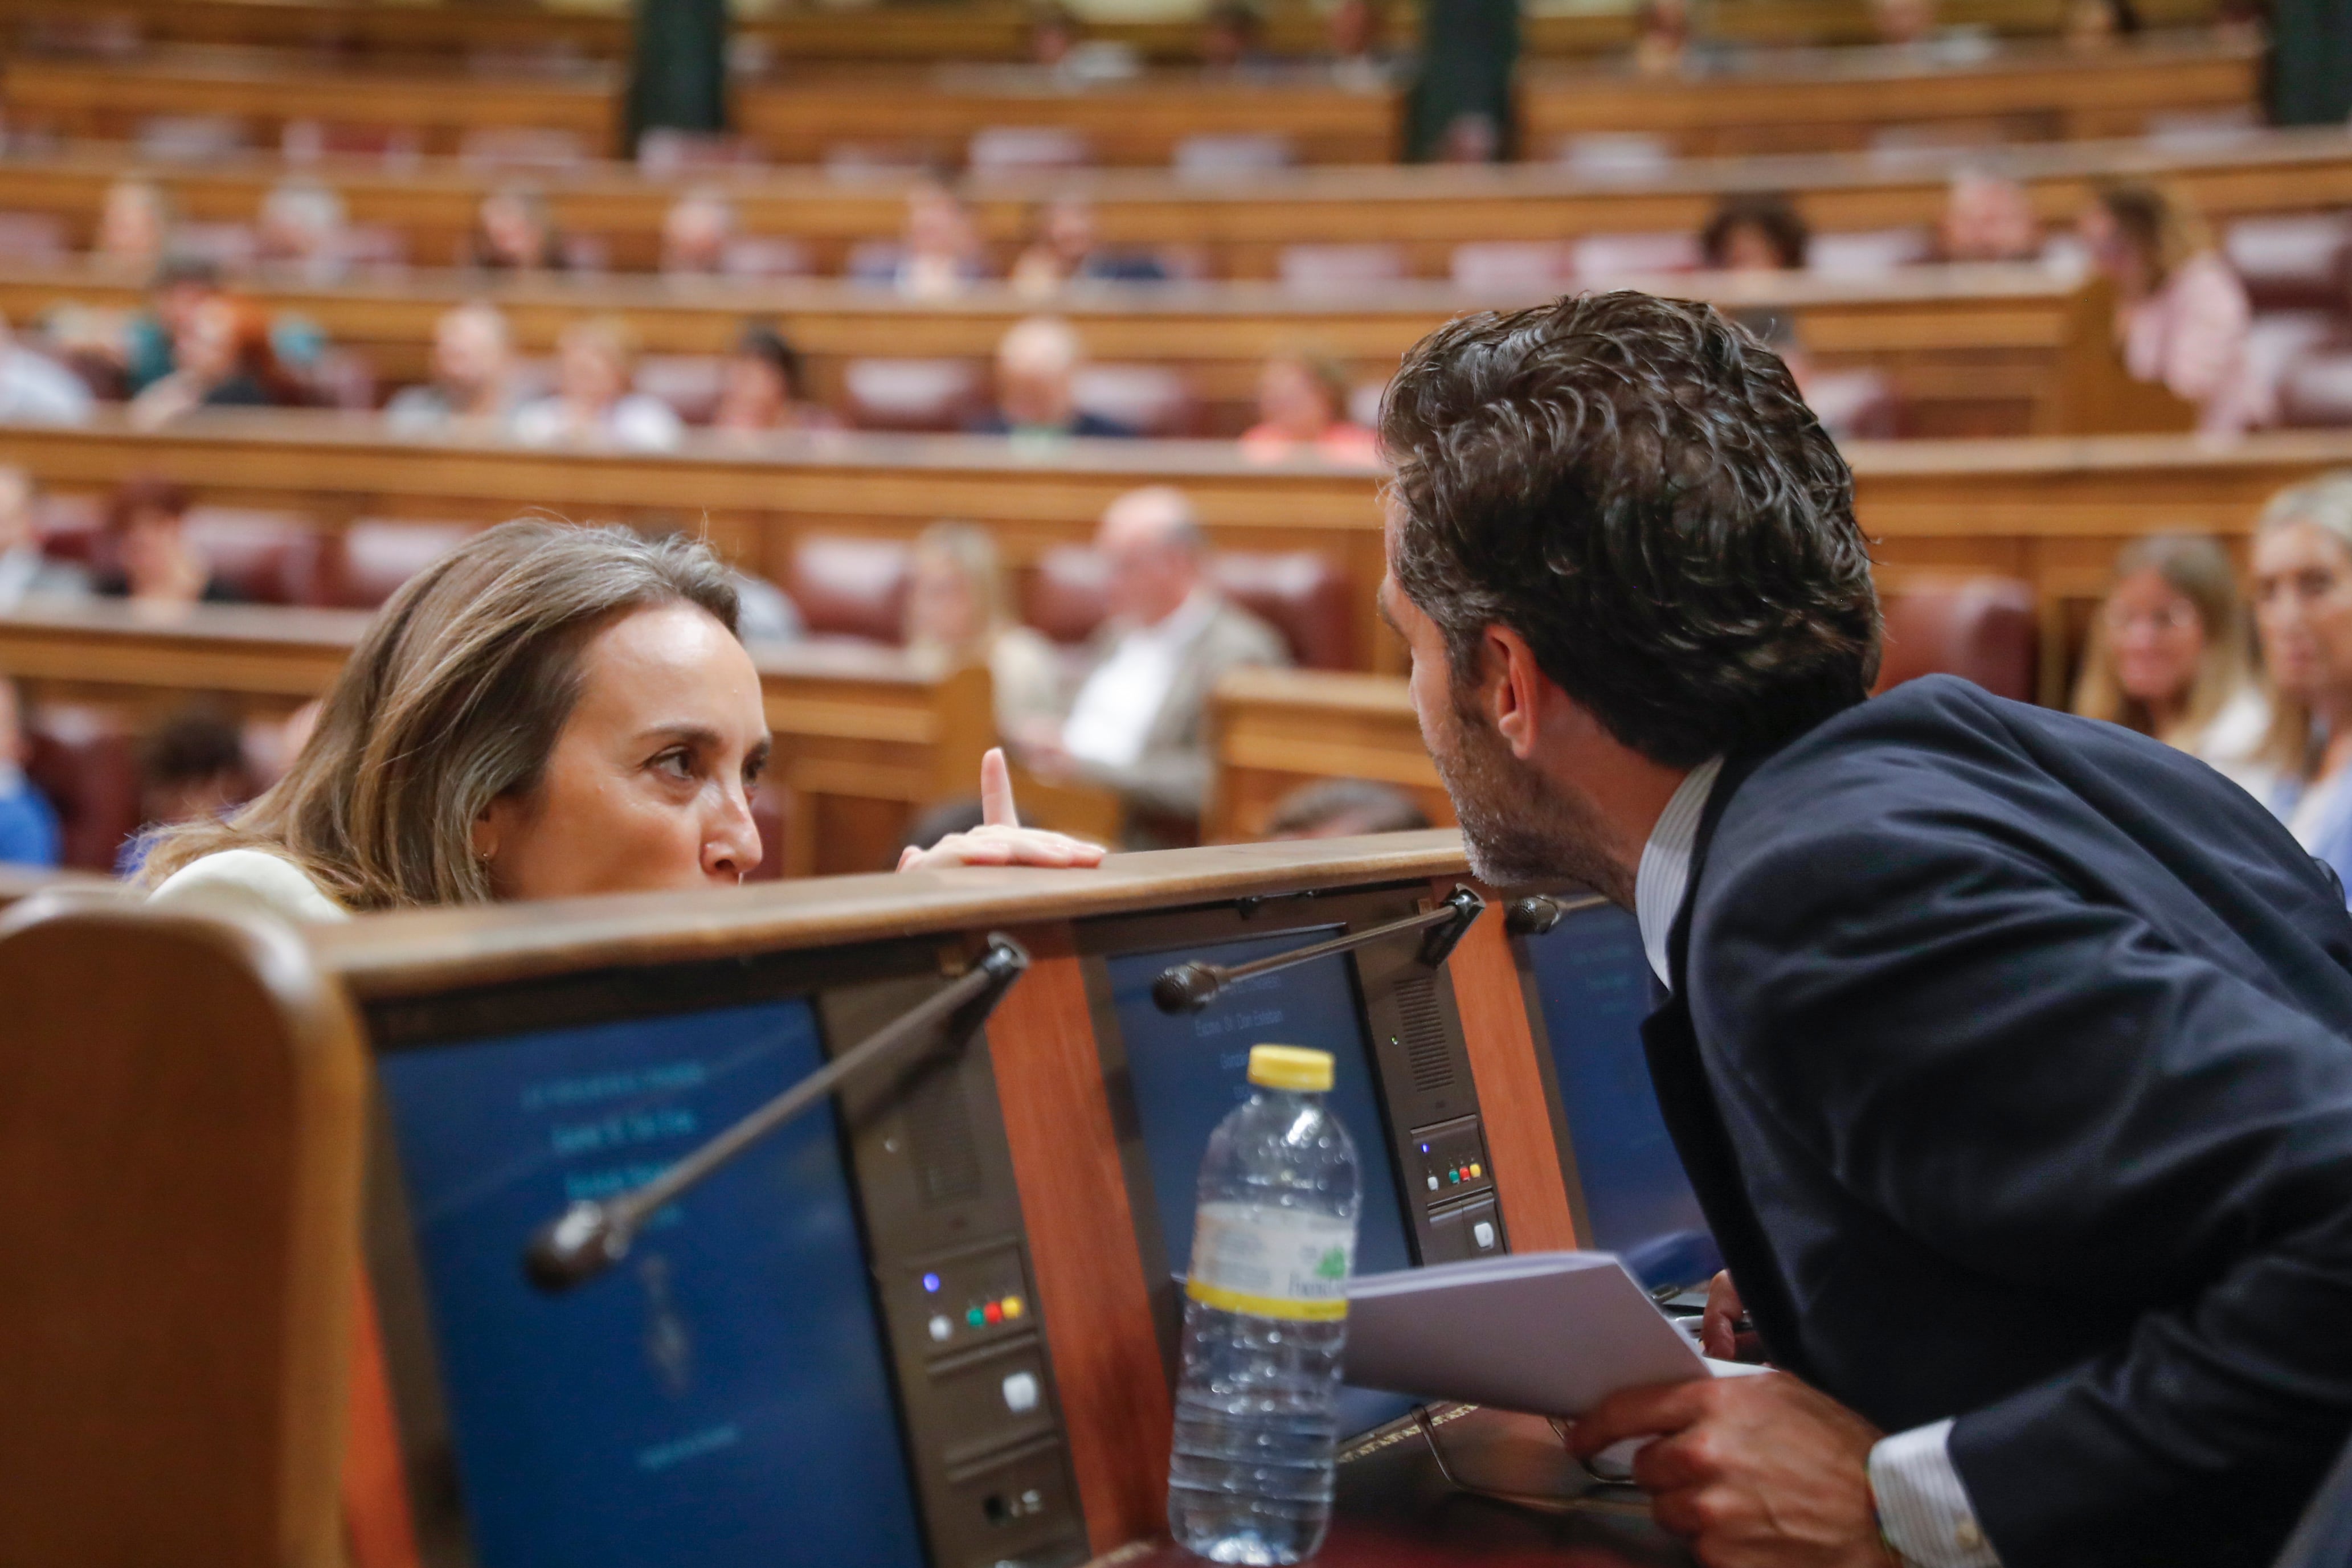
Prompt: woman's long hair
<box><xmin>2071</xmin><ymin>533</ymin><xmax>2251</xmax><ymax>746</ymax></box>
<box><xmin>137</xmin><ymin>519</ymin><xmax>739</xmax><ymax>910</ymax></box>
<box><xmin>904</xmin><ymin>519</ymin><xmax>1014</xmax><ymax>665</ymax></box>
<box><xmin>2256</xmin><ymin>474</ymin><xmax>2352</xmax><ymax>781</ymax></box>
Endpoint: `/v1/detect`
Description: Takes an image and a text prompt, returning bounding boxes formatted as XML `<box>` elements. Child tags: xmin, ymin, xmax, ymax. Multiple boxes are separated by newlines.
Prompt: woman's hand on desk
<box><xmin>895</xmin><ymin>748</ymin><xmax>1108</xmax><ymax>873</ymax></box>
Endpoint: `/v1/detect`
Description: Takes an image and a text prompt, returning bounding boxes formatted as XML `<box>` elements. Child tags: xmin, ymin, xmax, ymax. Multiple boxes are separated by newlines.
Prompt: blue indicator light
<box><xmin>921</xmin><ymin>1272</ymin><xmax>942</xmax><ymax>1294</ymax></box>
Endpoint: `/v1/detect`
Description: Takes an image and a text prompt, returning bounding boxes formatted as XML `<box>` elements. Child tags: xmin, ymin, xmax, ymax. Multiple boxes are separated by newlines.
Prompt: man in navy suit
<box><xmin>1375</xmin><ymin>291</ymin><xmax>2352</xmax><ymax>1568</ymax></box>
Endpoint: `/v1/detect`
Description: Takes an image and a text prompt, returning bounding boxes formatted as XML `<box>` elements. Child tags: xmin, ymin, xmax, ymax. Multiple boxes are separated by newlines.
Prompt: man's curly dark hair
<box><xmin>1381</xmin><ymin>290</ymin><xmax>1881</xmax><ymax>768</ymax></box>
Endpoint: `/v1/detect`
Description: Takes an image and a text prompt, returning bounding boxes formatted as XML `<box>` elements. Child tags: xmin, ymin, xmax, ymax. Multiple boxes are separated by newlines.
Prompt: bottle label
<box><xmin>1184</xmin><ymin>1201</ymin><xmax>1355</xmax><ymax>1322</ymax></box>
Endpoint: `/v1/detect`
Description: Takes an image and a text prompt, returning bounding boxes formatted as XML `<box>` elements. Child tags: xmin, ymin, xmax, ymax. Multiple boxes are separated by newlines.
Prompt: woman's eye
<box><xmin>653</xmin><ymin>750</ymin><xmax>696</xmax><ymax>780</ymax></box>
<box><xmin>743</xmin><ymin>755</ymin><xmax>768</xmax><ymax>789</ymax></box>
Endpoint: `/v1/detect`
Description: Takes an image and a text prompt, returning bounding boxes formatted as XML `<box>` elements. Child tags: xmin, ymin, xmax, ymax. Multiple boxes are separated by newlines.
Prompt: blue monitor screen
<box><xmin>1523</xmin><ymin>904</ymin><xmax>1720</xmax><ymax>1292</ymax></box>
<box><xmin>375</xmin><ymin>998</ymin><xmax>927</xmax><ymax>1568</ymax></box>
<box><xmin>1105</xmin><ymin>930</ymin><xmax>1418</xmax><ymax>1435</ymax></box>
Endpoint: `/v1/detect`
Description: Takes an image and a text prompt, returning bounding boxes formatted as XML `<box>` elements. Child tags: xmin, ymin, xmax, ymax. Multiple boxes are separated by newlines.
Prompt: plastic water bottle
<box><xmin>1168</xmin><ymin>1045</ymin><xmax>1360</xmax><ymax>1565</ymax></box>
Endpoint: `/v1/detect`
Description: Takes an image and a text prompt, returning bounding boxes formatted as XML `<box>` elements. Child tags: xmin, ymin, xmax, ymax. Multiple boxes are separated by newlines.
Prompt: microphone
<box><xmin>523</xmin><ymin>935</ymin><xmax>1030</xmax><ymax>1293</ymax></box>
<box><xmin>1150</xmin><ymin>886</ymin><xmax>1485</xmax><ymax>1014</ymax></box>
<box><xmin>1502</xmin><ymin>892</ymin><xmax>1610</xmax><ymax>937</ymax></box>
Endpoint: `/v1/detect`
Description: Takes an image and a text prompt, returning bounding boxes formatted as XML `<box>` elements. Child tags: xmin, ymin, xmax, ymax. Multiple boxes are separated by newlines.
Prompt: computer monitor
<box><xmin>1080</xmin><ymin>882</ymin><xmax>1507</xmax><ymax>1438</ymax></box>
<box><xmin>361</xmin><ymin>946</ymin><xmax>1088</xmax><ymax>1568</ymax></box>
<box><xmin>1515</xmin><ymin>898</ymin><xmax>1721</xmax><ymax>1293</ymax></box>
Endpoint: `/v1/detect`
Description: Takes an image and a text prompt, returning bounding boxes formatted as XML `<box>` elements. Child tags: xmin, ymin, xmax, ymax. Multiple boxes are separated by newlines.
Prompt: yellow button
<box><xmin>1001</xmin><ymin>1296</ymin><xmax>1025</xmax><ymax>1320</ymax></box>
<box><xmin>1469</xmin><ymin>1163</ymin><xmax>1483</xmax><ymax>1178</ymax></box>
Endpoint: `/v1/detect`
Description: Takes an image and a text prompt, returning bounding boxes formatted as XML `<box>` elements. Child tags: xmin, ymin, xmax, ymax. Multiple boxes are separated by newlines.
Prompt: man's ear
<box><xmin>1484</xmin><ymin>624</ymin><xmax>1551</xmax><ymax>762</ymax></box>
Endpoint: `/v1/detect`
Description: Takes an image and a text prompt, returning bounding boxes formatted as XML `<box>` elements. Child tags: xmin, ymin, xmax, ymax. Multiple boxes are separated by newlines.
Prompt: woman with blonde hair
<box><xmin>2072</xmin><ymin>533</ymin><xmax>2267</xmax><ymax>781</ymax></box>
<box><xmin>2080</xmin><ymin>181</ymin><xmax>2258</xmax><ymax>433</ymax></box>
<box><xmin>903</xmin><ymin>521</ymin><xmax>1063</xmax><ymax>739</ymax></box>
<box><xmin>140</xmin><ymin>521</ymin><xmax>1098</xmax><ymax>920</ymax></box>
<box><xmin>2250</xmin><ymin>472</ymin><xmax>2352</xmax><ymax>897</ymax></box>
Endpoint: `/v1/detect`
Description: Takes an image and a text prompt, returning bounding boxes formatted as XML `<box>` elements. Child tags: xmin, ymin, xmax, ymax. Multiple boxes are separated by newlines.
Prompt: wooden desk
<box><xmin>0</xmin><ymin>126</ymin><xmax>2342</xmax><ymax>281</ymax></box>
<box><xmin>0</xmin><ymin>863</ymin><xmax>112</xmax><ymax>904</ymax></box>
<box><xmin>0</xmin><ymin>260</ymin><xmax>2162</xmax><ymax>439</ymax></box>
<box><xmin>0</xmin><ymin>597</ymin><xmax>995</xmax><ymax>877</ymax></box>
<box><xmin>1209</xmin><ymin>666</ymin><xmax>1449</xmax><ymax>844</ymax></box>
<box><xmin>7</xmin><ymin>418</ymin><xmax>2345</xmax><ymax>688</ymax></box>
<box><xmin>1</xmin><ymin>47</ymin><xmax>623</xmax><ymax>159</ymax></box>
<box><xmin>1522</xmin><ymin>32</ymin><xmax>2258</xmax><ymax>158</ymax></box>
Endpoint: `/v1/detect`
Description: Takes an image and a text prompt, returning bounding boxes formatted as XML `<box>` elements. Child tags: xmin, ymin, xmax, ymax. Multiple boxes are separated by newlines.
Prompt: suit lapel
<box><xmin>1639</xmin><ymin>748</ymin><xmax>1815</xmax><ymax>1381</ymax></box>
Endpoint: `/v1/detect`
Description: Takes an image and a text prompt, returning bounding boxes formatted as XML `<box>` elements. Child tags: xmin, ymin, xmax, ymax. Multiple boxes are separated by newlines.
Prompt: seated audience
<box><xmin>1323</xmin><ymin>0</ymin><xmax>1402</xmax><ymax>88</ymax></box>
<box><xmin>118</xmin><ymin>705</ymin><xmax>252</xmax><ymax>875</ymax></box>
<box><xmin>465</xmin><ymin>185</ymin><xmax>563</xmax><ymax>273</ymax></box>
<box><xmin>1201</xmin><ymin>1</ymin><xmax>1274</xmax><ymax>73</ymax></box>
<box><xmin>120</xmin><ymin>256</ymin><xmax>222</xmax><ymax>396</ymax></box>
<box><xmin>710</xmin><ymin>324</ymin><xmax>839</xmax><ymax>436</ymax></box>
<box><xmin>1029</xmin><ymin>3</ymin><xmax>1079</xmax><ymax>66</ymax></box>
<box><xmin>1263</xmin><ymin>777</ymin><xmax>1433</xmax><ymax>840</ymax></box>
<box><xmin>660</xmin><ymin>187</ymin><xmax>737</xmax><ymax>277</ymax></box>
<box><xmin>1239</xmin><ymin>353</ymin><xmax>1380</xmax><ymax>465</ymax></box>
<box><xmin>1701</xmin><ymin>192</ymin><xmax>1809</xmax><ymax>273</ymax></box>
<box><xmin>2251</xmin><ymin>473</ymin><xmax>2352</xmax><ymax>893</ymax></box>
<box><xmin>1017</xmin><ymin>486</ymin><xmax>1289</xmax><ymax>840</ymax></box>
<box><xmin>2072</xmin><ymin>534</ymin><xmax>2268</xmax><ymax>784</ymax></box>
<box><xmin>0</xmin><ymin>676</ymin><xmax>59</xmax><ymax>868</ymax></box>
<box><xmin>2065</xmin><ymin>0</ymin><xmax>2141</xmax><ymax>48</ymax></box>
<box><xmin>510</xmin><ymin>317</ymin><xmax>683</xmax><ymax>452</ymax></box>
<box><xmin>904</xmin><ymin>521</ymin><xmax>1063</xmax><ymax>735</ymax></box>
<box><xmin>0</xmin><ymin>466</ymin><xmax>87</xmax><ymax>607</ymax></box>
<box><xmin>1009</xmin><ymin>198</ymin><xmax>1168</xmax><ymax>296</ymax></box>
<box><xmin>2081</xmin><ymin>181</ymin><xmax>2258</xmax><ymax>433</ymax></box>
<box><xmin>93</xmin><ymin>178</ymin><xmax>175</xmax><ymax>276</ymax></box>
<box><xmin>1633</xmin><ymin>0</ymin><xmax>1694</xmax><ymax>75</ymax></box>
<box><xmin>127</xmin><ymin>294</ymin><xmax>306</xmax><ymax>428</ymax></box>
<box><xmin>385</xmin><ymin>301</ymin><xmax>525</xmax><ymax>435</ymax></box>
<box><xmin>969</xmin><ymin>316</ymin><xmax>1133</xmax><ymax>443</ymax></box>
<box><xmin>1939</xmin><ymin>171</ymin><xmax>2043</xmax><ymax>264</ymax></box>
<box><xmin>137</xmin><ymin>521</ymin><xmax>1098</xmax><ymax>918</ymax></box>
<box><xmin>891</xmin><ymin>183</ymin><xmax>989</xmax><ymax>301</ymax></box>
<box><xmin>0</xmin><ymin>314</ymin><xmax>93</xmax><ymax>426</ymax></box>
<box><xmin>255</xmin><ymin>180</ymin><xmax>350</xmax><ymax>283</ymax></box>
<box><xmin>1871</xmin><ymin>0</ymin><xmax>1940</xmax><ymax>45</ymax></box>
<box><xmin>92</xmin><ymin>478</ymin><xmax>240</xmax><ymax>606</ymax></box>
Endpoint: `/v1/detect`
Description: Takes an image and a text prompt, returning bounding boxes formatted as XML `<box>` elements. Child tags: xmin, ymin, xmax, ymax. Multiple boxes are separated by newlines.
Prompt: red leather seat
<box><xmin>633</xmin><ymin>356</ymin><xmax>727</xmax><ymax>425</ymax></box>
<box><xmin>1020</xmin><ymin>545</ymin><xmax>1352</xmax><ymax>669</ymax></box>
<box><xmin>1072</xmin><ymin>364</ymin><xmax>1199</xmax><ymax>437</ymax></box>
<box><xmin>1450</xmin><ymin>241</ymin><xmax>1573</xmax><ymax>294</ymax></box>
<box><xmin>312</xmin><ymin>520</ymin><xmax>480</xmax><ymax>609</ymax></box>
<box><xmin>2224</xmin><ymin>215</ymin><xmax>2352</xmax><ymax>314</ymax></box>
<box><xmin>181</xmin><ymin>509</ymin><xmax>328</xmax><ymax>606</ymax></box>
<box><xmin>1277</xmin><ymin>244</ymin><xmax>1407</xmax><ymax>295</ymax></box>
<box><xmin>841</xmin><ymin>358</ymin><xmax>988</xmax><ymax>433</ymax></box>
<box><xmin>2280</xmin><ymin>349</ymin><xmax>2352</xmax><ymax>429</ymax></box>
<box><xmin>967</xmin><ymin>126</ymin><xmax>1093</xmax><ymax>175</ymax></box>
<box><xmin>22</xmin><ymin>707</ymin><xmax>140</xmax><ymax>873</ymax></box>
<box><xmin>786</xmin><ymin>537</ymin><xmax>913</xmax><ymax>644</ymax></box>
<box><xmin>0</xmin><ymin>211</ymin><xmax>67</xmax><ymax>264</ymax></box>
<box><xmin>1875</xmin><ymin>576</ymin><xmax>2038</xmax><ymax>702</ymax></box>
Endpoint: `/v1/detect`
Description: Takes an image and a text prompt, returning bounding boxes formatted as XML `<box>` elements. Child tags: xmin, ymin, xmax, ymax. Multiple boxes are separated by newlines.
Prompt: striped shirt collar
<box><xmin>1634</xmin><ymin>755</ymin><xmax>1725</xmax><ymax>987</ymax></box>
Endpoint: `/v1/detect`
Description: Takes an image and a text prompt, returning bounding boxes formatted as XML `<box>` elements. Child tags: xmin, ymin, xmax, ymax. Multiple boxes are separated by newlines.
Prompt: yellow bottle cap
<box><xmin>1248</xmin><ymin>1045</ymin><xmax>1334</xmax><ymax>1092</ymax></box>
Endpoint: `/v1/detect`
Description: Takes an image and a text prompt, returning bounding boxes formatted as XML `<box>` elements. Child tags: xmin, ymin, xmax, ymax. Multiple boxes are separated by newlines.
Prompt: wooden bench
<box><xmin>0</xmin><ymin>126</ymin><xmax>2341</xmax><ymax>280</ymax></box>
<box><xmin>1523</xmin><ymin>32</ymin><xmax>2259</xmax><ymax>159</ymax></box>
<box><xmin>0</xmin><ymin>597</ymin><xmax>993</xmax><ymax>877</ymax></box>
<box><xmin>0</xmin><ymin>260</ymin><xmax>2175</xmax><ymax>438</ymax></box>
<box><xmin>2</xmin><ymin>415</ymin><xmax>2345</xmax><ymax>687</ymax></box>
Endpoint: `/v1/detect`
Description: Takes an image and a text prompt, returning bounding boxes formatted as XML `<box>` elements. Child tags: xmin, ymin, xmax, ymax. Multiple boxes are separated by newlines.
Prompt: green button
<box><xmin>966</xmin><ymin>1307</ymin><xmax>986</xmax><ymax>1327</ymax></box>
<box><xmin>1447</xmin><ymin>1170</ymin><xmax>1460</xmax><ymax>1184</ymax></box>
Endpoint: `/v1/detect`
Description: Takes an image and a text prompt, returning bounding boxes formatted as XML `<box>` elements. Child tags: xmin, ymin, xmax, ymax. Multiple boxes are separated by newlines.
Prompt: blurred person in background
<box><xmin>1239</xmin><ymin>351</ymin><xmax>1380</xmax><ymax>465</ymax></box>
<box><xmin>889</xmin><ymin>183</ymin><xmax>989</xmax><ymax>300</ymax></box>
<box><xmin>93</xmin><ymin>178</ymin><xmax>175</xmax><ymax>276</ymax></box>
<box><xmin>710</xmin><ymin>324</ymin><xmax>839</xmax><ymax>435</ymax></box>
<box><xmin>1201</xmin><ymin>1</ymin><xmax>1274</xmax><ymax>75</ymax></box>
<box><xmin>1633</xmin><ymin>0</ymin><xmax>1695</xmax><ymax>75</ymax></box>
<box><xmin>1939</xmin><ymin>171</ymin><xmax>2044</xmax><ymax>264</ymax></box>
<box><xmin>903</xmin><ymin>520</ymin><xmax>1063</xmax><ymax>736</ymax></box>
<box><xmin>0</xmin><ymin>677</ymin><xmax>60</xmax><ymax>867</ymax></box>
<box><xmin>1017</xmin><ymin>486</ymin><xmax>1289</xmax><ymax>841</ymax></box>
<box><xmin>2081</xmin><ymin>181</ymin><xmax>2258</xmax><ymax>433</ymax></box>
<box><xmin>0</xmin><ymin>313</ymin><xmax>93</xmax><ymax>425</ymax></box>
<box><xmin>0</xmin><ymin>466</ymin><xmax>87</xmax><ymax>608</ymax></box>
<box><xmin>128</xmin><ymin>294</ymin><xmax>308</xmax><ymax>427</ymax></box>
<box><xmin>1009</xmin><ymin>197</ymin><xmax>1168</xmax><ymax>296</ymax></box>
<box><xmin>1262</xmin><ymin>777</ymin><xmax>1432</xmax><ymax>840</ymax></box>
<box><xmin>386</xmin><ymin>301</ymin><xmax>525</xmax><ymax>435</ymax></box>
<box><xmin>510</xmin><ymin>316</ymin><xmax>683</xmax><ymax>452</ymax></box>
<box><xmin>2065</xmin><ymin>0</ymin><xmax>2141</xmax><ymax>49</ymax></box>
<box><xmin>1871</xmin><ymin>0</ymin><xmax>1940</xmax><ymax>46</ymax></box>
<box><xmin>659</xmin><ymin>187</ymin><xmax>737</xmax><ymax>277</ymax></box>
<box><xmin>2252</xmin><ymin>475</ymin><xmax>2352</xmax><ymax>894</ymax></box>
<box><xmin>2072</xmin><ymin>534</ymin><xmax>2269</xmax><ymax>786</ymax></box>
<box><xmin>1701</xmin><ymin>192</ymin><xmax>1809</xmax><ymax>272</ymax></box>
<box><xmin>968</xmin><ymin>316</ymin><xmax>1133</xmax><ymax>442</ymax></box>
<box><xmin>117</xmin><ymin>705</ymin><xmax>253</xmax><ymax>876</ymax></box>
<box><xmin>120</xmin><ymin>255</ymin><xmax>220</xmax><ymax>395</ymax></box>
<box><xmin>255</xmin><ymin>179</ymin><xmax>350</xmax><ymax>284</ymax></box>
<box><xmin>1324</xmin><ymin>0</ymin><xmax>1405</xmax><ymax>89</ymax></box>
<box><xmin>465</xmin><ymin>185</ymin><xmax>564</xmax><ymax>273</ymax></box>
<box><xmin>1029</xmin><ymin>3</ymin><xmax>1080</xmax><ymax>67</ymax></box>
<box><xmin>92</xmin><ymin>478</ymin><xmax>241</xmax><ymax>606</ymax></box>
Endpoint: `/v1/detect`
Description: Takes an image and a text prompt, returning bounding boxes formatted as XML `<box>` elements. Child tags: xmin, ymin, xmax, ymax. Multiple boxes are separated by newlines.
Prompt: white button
<box><xmin>1472</xmin><ymin>1221</ymin><xmax>1497</xmax><ymax>1250</ymax></box>
<box><xmin>928</xmin><ymin>1315</ymin><xmax>952</xmax><ymax>1342</ymax></box>
<box><xmin>1426</xmin><ymin>1174</ymin><xmax>1439</xmax><ymax>1190</ymax></box>
<box><xmin>1001</xmin><ymin>1372</ymin><xmax>1040</xmax><ymax>1414</ymax></box>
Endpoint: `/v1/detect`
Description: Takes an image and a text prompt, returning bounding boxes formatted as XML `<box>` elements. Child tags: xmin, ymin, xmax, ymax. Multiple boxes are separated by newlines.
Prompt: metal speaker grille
<box><xmin>1395</xmin><ymin>974</ymin><xmax>1455</xmax><ymax>1095</ymax></box>
<box><xmin>902</xmin><ymin>1065</ymin><xmax>984</xmax><ymax>1207</ymax></box>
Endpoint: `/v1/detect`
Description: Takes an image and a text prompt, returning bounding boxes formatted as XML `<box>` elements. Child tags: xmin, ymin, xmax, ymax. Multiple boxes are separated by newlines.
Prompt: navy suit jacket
<box><xmin>1643</xmin><ymin>676</ymin><xmax>2352</xmax><ymax>1567</ymax></box>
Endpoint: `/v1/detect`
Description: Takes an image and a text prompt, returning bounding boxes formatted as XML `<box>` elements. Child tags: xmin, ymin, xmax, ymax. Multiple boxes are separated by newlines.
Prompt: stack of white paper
<box><xmin>1343</xmin><ymin>1251</ymin><xmax>1757</xmax><ymax>1417</ymax></box>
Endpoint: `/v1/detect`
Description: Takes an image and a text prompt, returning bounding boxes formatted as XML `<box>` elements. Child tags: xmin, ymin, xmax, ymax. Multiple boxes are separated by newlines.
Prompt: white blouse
<box><xmin>147</xmin><ymin>848</ymin><xmax>350</xmax><ymax>924</ymax></box>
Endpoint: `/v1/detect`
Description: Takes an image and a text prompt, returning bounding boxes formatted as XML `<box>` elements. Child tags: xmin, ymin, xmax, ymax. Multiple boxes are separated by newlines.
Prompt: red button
<box><xmin>983</xmin><ymin>1301</ymin><xmax>1004</xmax><ymax>1324</ymax></box>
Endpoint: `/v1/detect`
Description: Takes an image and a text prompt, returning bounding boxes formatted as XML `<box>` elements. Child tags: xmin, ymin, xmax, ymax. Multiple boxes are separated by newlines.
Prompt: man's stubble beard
<box><xmin>1427</xmin><ymin>683</ymin><xmax>1633</xmax><ymax>907</ymax></box>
